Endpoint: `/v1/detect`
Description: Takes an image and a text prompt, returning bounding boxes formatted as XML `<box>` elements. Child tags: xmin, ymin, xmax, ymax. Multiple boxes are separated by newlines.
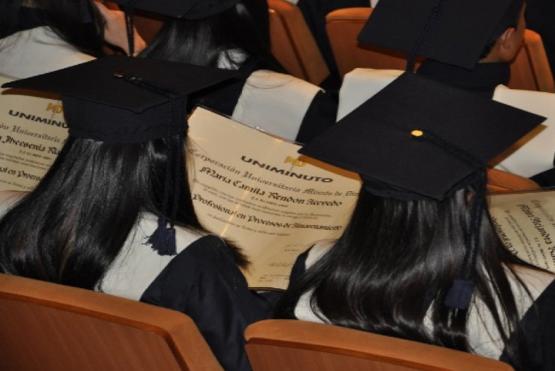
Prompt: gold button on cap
<box><xmin>411</xmin><ymin>129</ymin><xmax>424</xmax><ymax>137</ymax></box>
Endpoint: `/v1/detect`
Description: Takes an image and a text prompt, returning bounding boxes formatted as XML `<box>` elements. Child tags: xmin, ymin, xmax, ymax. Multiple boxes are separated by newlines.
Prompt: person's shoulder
<box><xmin>0</xmin><ymin>191</ymin><xmax>26</xmax><ymax>216</ymax></box>
<box><xmin>305</xmin><ymin>239</ymin><xmax>335</xmax><ymax>268</ymax></box>
<box><xmin>493</xmin><ymin>85</ymin><xmax>555</xmax><ymax>117</ymax></box>
<box><xmin>506</xmin><ymin>265</ymin><xmax>555</xmax><ymax>316</ymax></box>
<box><xmin>510</xmin><ymin>264</ymin><xmax>555</xmax><ymax>297</ymax></box>
<box><xmin>0</xmin><ymin>26</ymin><xmax>95</xmax><ymax>79</ymax></box>
<box><xmin>247</xmin><ymin>69</ymin><xmax>323</xmax><ymax>94</ymax></box>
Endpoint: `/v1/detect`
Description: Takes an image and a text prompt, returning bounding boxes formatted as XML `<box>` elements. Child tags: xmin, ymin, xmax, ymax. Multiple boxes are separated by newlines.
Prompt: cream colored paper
<box><xmin>489</xmin><ymin>190</ymin><xmax>555</xmax><ymax>272</ymax></box>
<box><xmin>0</xmin><ymin>76</ymin><xmax>67</xmax><ymax>191</ymax></box>
<box><xmin>188</xmin><ymin>107</ymin><xmax>360</xmax><ymax>289</ymax></box>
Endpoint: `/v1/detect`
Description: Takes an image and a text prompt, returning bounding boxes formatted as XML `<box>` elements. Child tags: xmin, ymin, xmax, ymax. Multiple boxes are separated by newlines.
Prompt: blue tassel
<box><xmin>444</xmin><ymin>279</ymin><xmax>474</xmax><ymax>310</ymax></box>
<box><xmin>147</xmin><ymin>217</ymin><xmax>177</xmax><ymax>256</ymax></box>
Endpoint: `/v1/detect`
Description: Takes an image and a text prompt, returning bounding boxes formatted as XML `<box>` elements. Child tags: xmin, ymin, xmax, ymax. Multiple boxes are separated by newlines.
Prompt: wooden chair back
<box><xmin>245</xmin><ymin>320</ymin><xmax>514</xmax><ymax>371</ymax></box>
<box><xmin>487</xmin><ymin>168</ymin><xmax>541</xmax><ymax>194</ymax></box>
<box><xmin>326</xmin><ymin>7</ymin><xmax>408</xmax><ymax>76</ymax></box>
<box><xmin>509</xmin><ymin>30</ymin><xmax>555</xmax><ymax>92</ymax></box>
<box><xmin>326</xmin><ymin>8</ymin><xmax>555</xmax><ymax>93</ymax></box>
<box><xmin>0</xmin><ymin>274</ymin><xmax>222</xmax><ymax>371</ymax></box>
<box><xmin>268</xmin><ymin>0</ymin><xmax>330</xmax><ymax>85</ymax></box>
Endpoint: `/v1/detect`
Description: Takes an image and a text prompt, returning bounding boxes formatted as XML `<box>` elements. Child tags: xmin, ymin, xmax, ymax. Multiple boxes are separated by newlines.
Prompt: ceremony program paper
<box><xmin>0</xmin><ymin>76</ymin><xmax>67</xmax><ymax>191</ymax></box>
<box><xmin>188</xmin><ymin>108</ymin><xmax>360</xmax><ymax>289</ymax></box>
<box><xmin>490</xmin><ymin>190</ymin><xmax>555</xmax><ymax>272</ymax></box>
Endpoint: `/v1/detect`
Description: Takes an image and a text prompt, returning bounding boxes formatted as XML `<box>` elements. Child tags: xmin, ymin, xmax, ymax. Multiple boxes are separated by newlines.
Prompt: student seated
<box><xmin>275</xmin><ymin>73</ymin><xmax>555</xmax><ymax>370</ymax></box>
<box><xmin>0</xmin><ymin>0</ymin><xmax>144</xmax><ymax>79</ymax></box>
<box><xmin>111</xmin><ymin>0</ymin><xmax>337</xmax><ymax>143</ymax></box>
<box><xmin>0</xmin><ymin>57</ymin><xmax>269</xmax><ymax>371</ymax></box>
<box><xmin>356</xmin><ymin>0</ymin><xmax>555</xmax><ymax>185</ymax></box>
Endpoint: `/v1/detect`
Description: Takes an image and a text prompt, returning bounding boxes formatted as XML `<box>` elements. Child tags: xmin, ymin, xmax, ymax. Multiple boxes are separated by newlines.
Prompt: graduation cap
<box><xmin>2</xmin><ymin>55</ymin><xmax>237</xmax><ymax>143</ymax></box>
<box><xmin>359</xmin><ymin>0</ymin><xmax>524</xmax><ymax>70</ymax></box>
<box><xmin>110</xmin><ymin>0</ymin><xmax>241</xmax><ymax>19</ymax></box>
<box><xmin>2</xmin><ymin>55</ymin><xmax>238</xmax><ymax>256</ymax></box>
<box><xmin>299</xmin><ymin>73</ymin><xmax>544</xmax><ymax>310</ymax></box>
<box><xmin>300</xmin><ymin>72</ymin><xmax>543</xmax><ymax>201</ymax></box>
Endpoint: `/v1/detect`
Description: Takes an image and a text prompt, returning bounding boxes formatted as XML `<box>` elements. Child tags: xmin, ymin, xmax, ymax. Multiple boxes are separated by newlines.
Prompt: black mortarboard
<box><xmin>2</xmin><ymin>56</ymin><xmax>237</xmax><ymax>143</ymax></box>
<box><xmin>111</xmin><ymin>0</ymin><xmax>241</xmax><ymax>19</ymax></box>
<box><xmin>299</xmin><ymin>72</ymin><xmax>544</xmax><ymax>201</ymax></box>
<box><xmin>358</xmin><ymin>0</ymin><xmax>524</xmax><ymax>70</ymax></box>
<box><xmin>2</xmin><ymin>56</ymin><xmax>237</xmax><ymax>257</ymax></box>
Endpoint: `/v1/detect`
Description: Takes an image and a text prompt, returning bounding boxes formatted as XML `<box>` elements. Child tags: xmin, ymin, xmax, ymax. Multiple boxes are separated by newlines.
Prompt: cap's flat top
<box><xmin>358</xmin><ymin>0</ymin><xmax>518</xmax><ymax>69</ymax></box>
<box><xmin>300</xmin><ymin>73</ymin><xmax>544</xmax><ymax>199</ymax></box>
<box><xmin>3</xmin><ymin>56</ymin><xmax>238</xmax><ymax>113</ymax></box>
<box><xmin>2</xmin><ymin>56</ymin><xmax>238</xmax><ymax>143</ymax></box>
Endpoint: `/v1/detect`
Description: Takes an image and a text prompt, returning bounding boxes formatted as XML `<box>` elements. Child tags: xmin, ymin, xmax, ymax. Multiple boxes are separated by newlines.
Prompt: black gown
<box><xmin>139</xmin><ymin>235</ymin><xmax>271</xmax><ymax>371</ymax></box>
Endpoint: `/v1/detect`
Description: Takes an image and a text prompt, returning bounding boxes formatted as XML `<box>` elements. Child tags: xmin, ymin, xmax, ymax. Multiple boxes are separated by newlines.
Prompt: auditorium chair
<box><xmin>487</xmin><ymin>168</ymin><xmax>541</xmax><ymax>194</ymax></box>
<box><xmin>245</xmin><ymin>319</ymin><xmax>515</xmax><ymax>371</ymax></box>
<box><xmin>0</xmin><ymin>274</ymin><xmax>222</xmax><ymax>371</ymax></box>
<box><xmin>326</xmin><ymin>8</ymin><xmax>555</xmax><ymax>93</ymax></box>
<box><xmin>268</xmin><ymin>0</ymin><xmax>330</xmax><ymax>85</ymax></box>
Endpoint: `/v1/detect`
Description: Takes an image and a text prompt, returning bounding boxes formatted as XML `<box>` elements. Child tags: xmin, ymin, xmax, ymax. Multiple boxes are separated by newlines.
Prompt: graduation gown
<box><xmin>194</xmin><ymin>58</ymin><xmax>337</xmax><ymax>143</ymax></box>
<box><xmin>0</xmin><ymin>26</ymin><xmax>94</xmax><ymax>79</ymax></box>
<box><xmin>288</xmin><ymin>242</ymin><xmax>555</xmax><ymax>370</ymax></box>
<box><xmin>98</xmin><ymin>212</ymin><xmax>271</xmax><ymax>371</ymax></box>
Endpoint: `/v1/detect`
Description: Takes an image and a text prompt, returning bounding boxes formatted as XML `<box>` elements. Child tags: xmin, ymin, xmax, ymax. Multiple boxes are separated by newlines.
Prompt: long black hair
<box><xmin>0</xmin><ymin>0</ymin><xmax>106</xmax><ymax>57</ymax></box>
<box><xmin>0</xmin><ymin>133</ymin><xmax>245</xmax><ymax>289</ymax></box>
<box><xmin>139</xmin><ymin>0</ymin><xmax>281</xmax><ymax>71</ymax></box>
<box><xmin>276</xmin><ymin>180</ymin><xmax>532</xmax><ymax>367</ymax></box>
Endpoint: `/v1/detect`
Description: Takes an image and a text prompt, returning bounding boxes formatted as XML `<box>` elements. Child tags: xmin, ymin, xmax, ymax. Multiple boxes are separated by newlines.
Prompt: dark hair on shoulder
<box><xmin>0</xmin><ymin>0</ymin><xmax>106</xmax><ymax>57</ymax></box>
<box><xmin>276</xmin><ymin>181</ymin><xmax>533</xmax><ymax>368</ymax></box>
<box><xmin>139</xmin><ymin>0</ymin><xmax>281</xmax><ymax>71</ymax></box>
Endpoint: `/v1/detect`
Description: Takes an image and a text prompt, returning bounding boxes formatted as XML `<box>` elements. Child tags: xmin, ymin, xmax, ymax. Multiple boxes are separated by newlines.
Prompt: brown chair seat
<box><xmin>487</xmin><ymin>168</ymin><xmax>541</xmax><ymax>194</ymax></box>
<box><xmin>245</xmin><ymin>319</ymin><xmax>514</xmax><ymax>371</ymax></box>
<box><xmin>0</xmin><ymin>273</ymin><xmax>222</xmax><ymax>371</ymax></box>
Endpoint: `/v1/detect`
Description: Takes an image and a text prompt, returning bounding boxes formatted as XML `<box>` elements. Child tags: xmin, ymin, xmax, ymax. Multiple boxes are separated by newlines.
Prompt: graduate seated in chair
<box><xmin>354</xmin><ymin>0</ymin><xmax>555</xmax><ymax>186</ymax></box>
<box><xmin>0</xmin><ymin>57</ymin><xmax>270</xmax><ymax>371</ymax></box>
<box><xmin>0</xmin><ymin>0</ymin><xmax>145</xmax><ymax>79</ymax></box>
<box><xmin>275</xmin><ymin>73</ymin><xmax>555</xmax><ymax>370</ymax></box>
<box><xmin>109</xmin><ymin>0</ymin><xmax>337</xmax><ymax>143</ymax></box>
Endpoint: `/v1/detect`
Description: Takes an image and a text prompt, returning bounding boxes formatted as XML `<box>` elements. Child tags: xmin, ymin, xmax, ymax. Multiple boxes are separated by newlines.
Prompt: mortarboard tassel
<box><xmin>444</xmin><ymin>170</ymin><xmax>486</xmax><ymax>310</ymax></box>
<box><xmin>147</xmin><ymin>216</ymin><xmax>177</xmax><ymax>256</ymax></box>
<box><xmin>444</xmin><ymin>279</ymin><xmax>475</xmax><ymax>310</ymax></box>
<box><xmin>113</xmin><ymin>73</ymin><xmax>187</xmax><ymax>256</ymax></box>
<box><xmin>124</xmin><ymin>8</ymin><xmax>135</xmax><ymax>57</ymax></box>
<box><xmin>412</xmin><ymin>130</ymin><xmax>486</xmax><ymax>310</ymax></box>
